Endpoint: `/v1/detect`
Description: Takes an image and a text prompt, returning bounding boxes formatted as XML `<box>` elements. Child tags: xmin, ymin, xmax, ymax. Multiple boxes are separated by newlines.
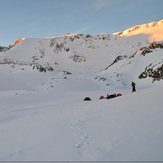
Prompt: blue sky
<box><xmin>0</xmin><ymin>0</ymin><xmax>163</xmax><ymax>46</ymax></box>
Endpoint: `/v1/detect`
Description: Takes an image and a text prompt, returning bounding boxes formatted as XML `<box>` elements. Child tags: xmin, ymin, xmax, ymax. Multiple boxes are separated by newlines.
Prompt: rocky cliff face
<box><xmin>139</xmin><ymin>42</ymin><xmax>163</xmax><ymax>82</ymax></box>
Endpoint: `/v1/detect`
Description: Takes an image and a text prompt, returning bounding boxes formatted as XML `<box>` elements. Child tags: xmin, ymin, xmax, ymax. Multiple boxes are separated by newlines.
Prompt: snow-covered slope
<box><xmin>0</xmin><ymin>84</ymin><xmax>163</xmax><ymax>161</ymax></box>
<box><xmin>100</xmin><ymin>41</ymin><xmax>163</xmax><ymax>89</ymax></box>
<box><xmin>114</xmin><ymin>19</ymin><xmax>163</xmax><ymax>42</ymax></box>
<box><xmin>0</xmin><ymin>19</ymin><xmax>163</xmax><ymax>91</ymax></box>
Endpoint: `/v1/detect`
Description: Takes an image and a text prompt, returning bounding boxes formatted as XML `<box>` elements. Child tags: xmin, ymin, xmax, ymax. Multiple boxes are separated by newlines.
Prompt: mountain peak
<box><xmin>113</xmin><ymin>19</ymin><xmax>163</xmax><ymax>42</ymax></box>
<box><xmin>13</xmin><ymin>38</ymin><xmax>25</xmax><ymax>46</ymax></box>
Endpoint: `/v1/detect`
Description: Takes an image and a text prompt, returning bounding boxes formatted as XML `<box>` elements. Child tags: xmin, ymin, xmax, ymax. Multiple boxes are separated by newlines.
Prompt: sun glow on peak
<box><xmin>13</xmin><ymin>38</ymin><xmax>25</xmax><ymax>46</ymax></box>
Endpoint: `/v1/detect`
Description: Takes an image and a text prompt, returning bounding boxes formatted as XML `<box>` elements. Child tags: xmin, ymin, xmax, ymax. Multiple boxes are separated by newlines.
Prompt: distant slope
<box><xmin>0</xmin><ymin>33</ymin><xmax>148</xmax><ymax>73</ymax></box>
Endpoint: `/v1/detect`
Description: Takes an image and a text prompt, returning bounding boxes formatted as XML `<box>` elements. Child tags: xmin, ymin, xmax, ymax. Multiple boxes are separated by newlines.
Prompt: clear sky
<box><xmin>0</xmin><ymin>0</ymin><xmax>163</xmax><ymax>46</ymax></box>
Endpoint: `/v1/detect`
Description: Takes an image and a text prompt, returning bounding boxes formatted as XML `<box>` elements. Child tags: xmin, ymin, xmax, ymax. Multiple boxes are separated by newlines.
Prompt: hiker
<box><xmin>131</xmin><ymin>81</ymin><xmax>136</xmax><ymax>92</ymax></box>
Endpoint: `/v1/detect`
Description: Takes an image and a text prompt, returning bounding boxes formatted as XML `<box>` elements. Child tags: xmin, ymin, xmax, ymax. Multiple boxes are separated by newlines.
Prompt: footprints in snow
<box><xmin>70</xmin><ymin>118</ymin><xmax>92</xmax><ymax>157</ymax></box>
<box><xmin>77</xmin><ymin>151</ymin><xmax>85</xmax><ymax>156</ymax></box>
<box><xmin>80</xmin><ymin>134</ymin><xmax>92</xmax><ymax>139</ymax></box>
<box><xmin>76</xmin><ymin>142</ymin><xmax>87</xmax><ymax>148</ymax></box>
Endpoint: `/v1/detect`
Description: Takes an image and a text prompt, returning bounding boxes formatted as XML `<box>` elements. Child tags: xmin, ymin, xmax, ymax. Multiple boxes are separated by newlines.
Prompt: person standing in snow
<box><xmin>131</xmin><ymin>81</ymin><xmax>136</xmax><ymax>92</ymax></box>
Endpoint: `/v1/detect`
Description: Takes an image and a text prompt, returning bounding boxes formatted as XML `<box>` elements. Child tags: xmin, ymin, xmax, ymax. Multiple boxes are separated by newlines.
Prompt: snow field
<box><xmin>0</xmin><ymin>85</ymin><xmax>163</xmax><ymax>161</ymax></box>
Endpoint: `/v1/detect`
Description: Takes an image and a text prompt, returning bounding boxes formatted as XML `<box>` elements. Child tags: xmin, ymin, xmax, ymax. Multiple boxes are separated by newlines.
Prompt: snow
<box><xmin>0</xmin><ymin>19</ymin><xmax>163</xmax><ymax>161</ymax></box>
<box><xmin>114</xmin><ymin>19</ymin><xmax>163</xmax><ymax>42</ymax></box>
<box><xmin>0</xmin><ymin>85</ymin><xmax>163</xmax><ymax>161</ymax></box>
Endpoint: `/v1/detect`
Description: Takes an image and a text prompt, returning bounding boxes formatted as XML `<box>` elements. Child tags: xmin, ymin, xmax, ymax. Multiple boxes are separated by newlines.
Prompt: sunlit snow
<box><xmin>0</xmin><ymin>19</ymin><xmax>163</xmax><ymax>161</ymax></box>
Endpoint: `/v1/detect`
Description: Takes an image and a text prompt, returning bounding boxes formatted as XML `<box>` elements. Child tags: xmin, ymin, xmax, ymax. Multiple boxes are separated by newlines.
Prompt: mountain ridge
<box><xmin>0</xmin><ymin>19</ymin><xmax>163</xmax><ymax>92</ymax></box>
<box><xmin>113</xmin><ymin>19</ymin><xmax>163</xmax><ymax>42</ymax></box>
<box><xmin>9</xmin><ymin>19</ymin><xmax>163</xmax><ymax>47</ymax></box>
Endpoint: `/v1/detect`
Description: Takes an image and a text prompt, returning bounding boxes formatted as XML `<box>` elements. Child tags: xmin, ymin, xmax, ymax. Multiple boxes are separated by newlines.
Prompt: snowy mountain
<box><xmin>0</xmin><ymin>19</ymin><xmax>163</xmax><ymax>91</ymax></box>
<box><xmin>1</xmin><ymin>20</ymin><xmax>163</xmax><ymax>161</ymax></box>
<box><xmin>114</xmin><ymin>19</ymin><xmax>163</xmax><ymax>42</ymax></box>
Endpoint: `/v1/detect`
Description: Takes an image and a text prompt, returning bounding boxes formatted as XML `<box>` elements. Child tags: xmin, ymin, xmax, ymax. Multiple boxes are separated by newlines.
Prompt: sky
<box><xmin>0</xmin><ymin>0</ymin><xmax>163</xmax><ymax>46</ymax></box>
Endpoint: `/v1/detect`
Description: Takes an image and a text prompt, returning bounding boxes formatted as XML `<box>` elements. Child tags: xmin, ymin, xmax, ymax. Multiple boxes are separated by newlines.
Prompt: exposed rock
<box><xmin>49</xmin><ymin>38</ymin><xmax>56</xmax><ymax>47</ymax></box>
<box><xmin>53</xmin><ymin>43</ymin><xmax>64</xmax><ymax>54</ymax></box>
<box><xmin>0</xmin><ymin>45</ymin><xmax>14</xmax><ymax>52</ymax></box>
<box><xmin>66</xmin><ymin>48</ymin><xmax>70</xmax><ymax>52</ymax></box>
<box><xmin>94</xmin><ymin>76</ymin><xmax>106</xmax><ymax>82</ymax></box>
<box><xmin>69</xmin><ymin>52</ymin><xmax>86</xmax><ymax>63</ymax></box>
<box><xmin>140</xmin><ymin>42</ymin><xmax>163</xmax><ymax>56</ymax></box>
<box><xmin>139</xmin><ymin>64</ymin><xmax>163</xmax><ymax>82</ymax></box>
<box><xmin>105</xmin><ymin>55</ymin><xmax>127</xmax><ymax>70</ymax></box>
<box><xmin>86</xmin><ymin>34</ymin><xmax>92</xmax><ymax>38</ymax></box>
<box><xmin>33</xmin><ymin>63</ymin><xmax>54</xmax><ymax>72</ymax></box>
<box><xmin>63</xmin><ymin>71</ymin><xmax>72</xmax><ymax>75</ymax></box>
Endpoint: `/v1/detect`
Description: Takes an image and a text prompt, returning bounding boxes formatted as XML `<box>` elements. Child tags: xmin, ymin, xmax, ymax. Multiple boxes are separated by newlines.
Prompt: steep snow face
<box><xmin>114</xmin><ymin>19</ymin><xmax>163</xmax><ymax>42</ymax></box>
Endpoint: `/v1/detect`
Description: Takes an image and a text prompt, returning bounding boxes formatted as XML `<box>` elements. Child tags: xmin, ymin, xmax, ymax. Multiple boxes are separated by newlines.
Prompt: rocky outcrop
<box><xmin>105</xmin><ymin>55</ymin><xmax>127</xmax><ymax>70</ymax></box>
<box><xmin>32</xmin><ymin>63</ymin><xmax>54</xmax><ymax>72</ymax></box>
<box><xmin>139</xmin><ymin>64</ymin><xmax>163</xmax><ymax>82</ymax></box>
<box><xmin>0</xmin><ymin>45</ymin><xmax>14</xmax><ymax>52</ymax></box>
<box><xmin>140</xmin><ymin>42</ymin><xmax>163</xmax><ymax>56</ymax></box>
